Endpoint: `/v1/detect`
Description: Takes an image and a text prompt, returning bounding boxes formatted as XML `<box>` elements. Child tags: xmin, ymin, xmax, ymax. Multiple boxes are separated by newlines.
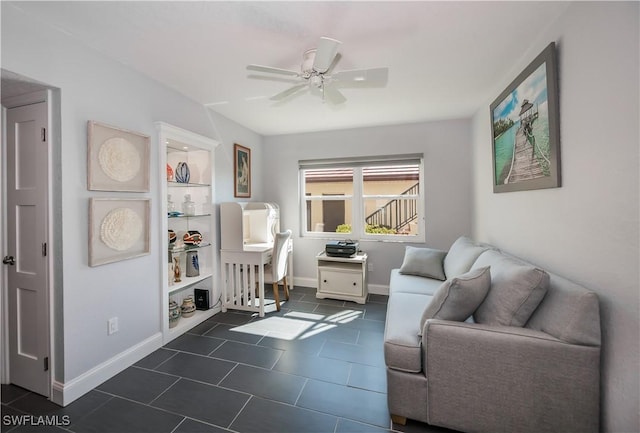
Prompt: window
<box><xmin>300</xmin><ymin>155</ymin><xmax>424</xmax><ymax>241</ymax></box>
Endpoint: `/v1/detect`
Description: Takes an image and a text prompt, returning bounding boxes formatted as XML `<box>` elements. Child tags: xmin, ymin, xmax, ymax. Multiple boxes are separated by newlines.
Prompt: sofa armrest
<box><xmin>422</xmin><ymin>320</ymin><xmax>600</xmax><ymax>433</ymax></box>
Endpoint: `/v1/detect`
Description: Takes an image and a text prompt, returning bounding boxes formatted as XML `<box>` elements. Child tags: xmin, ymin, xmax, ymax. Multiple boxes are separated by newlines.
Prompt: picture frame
<box><xmin>87</xmin><ymin>121</ymin><xmax>150</xmax><ymax>192</ymax></box>
<box><xmin>490</xmin><ymin>42</ymin><xmax>561</xmax><ymax>193</ymax></box>
<box><xmin>89</xmin><ymin>198</ymin><xmax>150</xmax><ymax>267</ymax></box>
<box><xmin>234</xmin><ymin>143</ymin><xmax>251</xmax><ymax>198</ymax></box>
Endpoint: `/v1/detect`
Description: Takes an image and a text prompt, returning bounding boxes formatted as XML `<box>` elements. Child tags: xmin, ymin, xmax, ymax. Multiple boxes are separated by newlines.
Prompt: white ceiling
<box><xmin>6</xmin><ymin>1</ymin><xmax>570</xmax><ymax>136</ymax></box>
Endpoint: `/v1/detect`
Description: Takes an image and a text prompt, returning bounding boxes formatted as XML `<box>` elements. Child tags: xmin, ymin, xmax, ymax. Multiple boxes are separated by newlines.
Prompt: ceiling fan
<box><xmin>247</xmin><ymin>37</ymin><xmax>388</xmax><ymax>104</ymax></box>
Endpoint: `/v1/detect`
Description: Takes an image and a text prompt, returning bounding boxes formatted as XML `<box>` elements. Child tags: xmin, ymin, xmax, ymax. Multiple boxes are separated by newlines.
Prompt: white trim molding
<box><xmin>51</xmin><ymin>332</ymin><xmax>162</xmax><ymax>406</ymax></box>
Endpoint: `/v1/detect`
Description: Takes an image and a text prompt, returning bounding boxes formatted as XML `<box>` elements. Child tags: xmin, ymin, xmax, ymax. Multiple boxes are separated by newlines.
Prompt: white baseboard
<box><xmin>368</xmin><ymin>283</ymin><xmax>389</xmax><ymax>296</ymax></box>
<box><xmin>292</xmin><ymin>276</ymin><xmax>317</xmax><ymax>289</ymax></box>
<box><xmin>51</xmin><ymin>332</ymin><xmax>163</xmax><ymax>406</ymax></box>
<box><xmin>293</xmin><ymin>277</ymin><xmax>388</xmax><ymax>296</ymax></box>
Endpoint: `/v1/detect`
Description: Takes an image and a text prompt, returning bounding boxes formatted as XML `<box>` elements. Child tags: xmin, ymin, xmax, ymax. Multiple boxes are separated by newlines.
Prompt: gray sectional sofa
<box><xmin>384</xmin><ymin>236</ymin><xmax>601</xmax><ymax>433</ymax></box>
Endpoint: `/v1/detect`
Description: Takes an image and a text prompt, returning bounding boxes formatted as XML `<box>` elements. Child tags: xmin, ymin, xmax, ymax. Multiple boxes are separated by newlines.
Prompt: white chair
<box><xmin>264</xmin><ymin>230</ymin><xmax>292</xmax><ymax>311</ymax></box>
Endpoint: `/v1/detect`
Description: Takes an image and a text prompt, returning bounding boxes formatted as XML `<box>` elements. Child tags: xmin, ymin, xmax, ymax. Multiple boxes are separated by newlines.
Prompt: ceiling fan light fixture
<box><xmin>247</xmin><ymin>36</ymin><xmax>387</xmax><ymax>105</ymax></box>
<box><xmin>310</xmin><ymin>75</ymin><xmax>323</xmax><ymax>88</ymax></box>
<box><xmin>302</xmin><ymin>49</ymin><xmax>316</xmax><ymax>74</ymax></box>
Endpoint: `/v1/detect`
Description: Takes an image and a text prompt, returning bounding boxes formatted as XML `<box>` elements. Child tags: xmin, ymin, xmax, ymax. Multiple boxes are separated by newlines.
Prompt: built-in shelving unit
<box><xmin>157</xmin><ymin>122</ymin><xmax>219</xmax><ymax>344</ymax></box>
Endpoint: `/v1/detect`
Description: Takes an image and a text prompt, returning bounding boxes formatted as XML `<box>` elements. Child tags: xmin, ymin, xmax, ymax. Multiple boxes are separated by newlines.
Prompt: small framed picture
<box><xmin>89</xmin><ymin>198</ymin><xmax>150</xmax><ymax>266</ymax></box>
<box><xmin>87</xmin><ymin>121</ymin><xmax>150</xmax><ymax>192</ymax></box>
<box><xmin>234</xmin><ymin>143</ymin><xmax>251</xmax><ymax>198</ymax></box>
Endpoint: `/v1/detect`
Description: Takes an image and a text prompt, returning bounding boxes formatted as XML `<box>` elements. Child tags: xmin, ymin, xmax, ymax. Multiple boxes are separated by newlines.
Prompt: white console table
<box><xmin>316</xmin><ymin>252</ymin><xmax>368</xmax><ymax>304</ymax></box>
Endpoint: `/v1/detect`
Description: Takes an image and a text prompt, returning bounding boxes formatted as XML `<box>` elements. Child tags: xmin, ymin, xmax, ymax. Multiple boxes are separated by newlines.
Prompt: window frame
<box><xmin>299</xmin><ymin>155</ymin><xmax>425</xmax><ymax>243</ymax></box>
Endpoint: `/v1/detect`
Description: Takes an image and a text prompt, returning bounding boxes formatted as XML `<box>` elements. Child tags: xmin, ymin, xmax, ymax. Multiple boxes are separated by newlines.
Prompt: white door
<box><xmin>5</xmin><ymin>101</ymin><xmax>50</xmax><ymax>396</ymax></box>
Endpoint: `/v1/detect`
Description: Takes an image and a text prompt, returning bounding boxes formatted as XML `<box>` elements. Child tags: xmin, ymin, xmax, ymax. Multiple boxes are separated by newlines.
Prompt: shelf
<box><xmin>169</xmin><ymin>242</ymin><xmax>212</xmax><ymax>253</ymax></box>
<box><xmin>168</xmin><ymin>213</ymin><xmax>211</xmax><ymax>219</ymax></box>
<box><xmin>168</xmin><ymin>272</ymin><xmax>213</xmax><ymax>295</ymax></box>
<box><xmin>168</xmin><ymin>181</ymin><xmax>210</xmax><ymax>187</ymax></box>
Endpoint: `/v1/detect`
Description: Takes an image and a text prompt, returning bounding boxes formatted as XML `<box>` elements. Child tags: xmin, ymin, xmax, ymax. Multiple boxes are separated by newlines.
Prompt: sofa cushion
<box><xmin>420</xmin><ymin>266</ymin><xmax>491</xmax><ymax>332</ymax></box>
<box><xmin>526</xmin><ymin>273</ymin><xmax>601</xmax><ymax>346</ymax></box>
<box><xmin>443</xmin><ymin>236</ymin><xmax>490</xmax><ymax>278</ymax></box>
<box><xmin>399</xmin><ymin>246</ymin><xmax>446</xmax><ymax>280</ymax></box>
<box><xmin>384</xmin><ymin>292</ymin><xmax>432</xmax><ymax>373</ymax></box>
<box><xmin>389</xmin><ymin>269</ymin><xmax>443</xmax><ymax>296</ymax></box>
<box><xmin>472</xmin><ymin>250</ymin><xmax>550</xmax><ymax>327</ymax></box>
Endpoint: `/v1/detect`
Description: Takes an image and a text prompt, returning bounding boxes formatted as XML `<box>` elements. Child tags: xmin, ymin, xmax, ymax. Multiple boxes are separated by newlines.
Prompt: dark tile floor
<box><xmin>1</xmin><ymin>286</ymin><xmax>456</xmax><ymax>433</ymax></box>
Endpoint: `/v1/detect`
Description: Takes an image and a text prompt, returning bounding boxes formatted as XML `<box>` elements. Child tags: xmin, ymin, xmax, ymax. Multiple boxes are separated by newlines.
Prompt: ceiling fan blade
<box><xmin>331</xmin><ymin>67</ymin><xmax>389</xmax><ymax>85</ymax></box>
<box><xmin>270</xmin><ymin>83</ymin><xmax>308</xmax><ymax>101</ymax></box>
<box><xmin>324</xmin><ymin>85</ymin><xmax>347</xmax><ymax>105</ymax></box>
<box><xmin>313</xmin><ymin>37</ymin><xmax>341</xmax><ymax>73</ymax></box>
<box><xmin>247</xmin><ymin>64</ymin><xmax>300</xmax><ymax>77</ymax></box>
<box><xmin>247</xmin><ymin>74</ymin><xmax>303</xmax><ymax>85</ymax></box>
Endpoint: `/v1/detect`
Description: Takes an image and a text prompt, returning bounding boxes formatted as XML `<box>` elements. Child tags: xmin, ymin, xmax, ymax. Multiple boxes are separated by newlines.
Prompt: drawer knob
<box><xmin>353</xmin><ymin>282</ymin><xmax>357</xmax><ymax>286</ymax></box>
<box><xmin>324</xmin><ymin>279</ymin><xmax>327</xmax><ymax>283</ymax></box>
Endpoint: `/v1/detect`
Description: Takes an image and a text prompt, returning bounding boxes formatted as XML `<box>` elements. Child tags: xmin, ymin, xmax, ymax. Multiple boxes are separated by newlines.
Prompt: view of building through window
<box><xmin>303</xmin><ymin>163</ymin><xmax>421</xmax><ymax>237</ymax></box>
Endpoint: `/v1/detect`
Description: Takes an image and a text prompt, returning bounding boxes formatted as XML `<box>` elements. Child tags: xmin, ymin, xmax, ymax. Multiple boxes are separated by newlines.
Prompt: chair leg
<box><xmin>272</xmin><ymin>282</ymin><xmax>281</xmax><ymax>311</ymax></box>
<box><xmin>283</xmin><ymin>276</ymin><xmax>290</xmax><ymax>300</ymax></box>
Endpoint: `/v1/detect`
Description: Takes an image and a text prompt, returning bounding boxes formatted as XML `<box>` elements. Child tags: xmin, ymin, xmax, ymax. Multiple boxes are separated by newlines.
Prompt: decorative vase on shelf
<box><xmin>168</xmin><ymin>300</ymin><xmax>181</xmax><ymax>328</ymax></box>
<box><xmin>180</xmin><ymin>296</ymin><xmax>196</xmax><ymax>318</ymax></box>
<box><xmin>183</xmin><ymin>230</ymin><xmax>202</xmax><ymax>246</ymax></box>
<box><xmin>166</xmin><ymin>164</ymin><xmax>174</xmax><ymax>182</ymax></box>
<box><xmin>173</xmin><ymin>256</ymin><xmax>181</xmax><ymax>283</ymax></box>
<box><xmin>175</xmin><ymin>162</ymin><xmax>190</xmax><ymax>183</ymax></box>
<box><xmin>182</xmin><ymin>194</ymin><xmax>196</xmax><ymax>216</ymax></box>
<box><xmin>168</xmin><ymin>229</ymin><xmax>177</xmax><ymax>245</ymax></box>
<box><xmin>167</xmin><ymin>194</ymin><xmax>176</xmax><ymax>213</ymax></box>
<box><xmin>168</xmin><ymin>252</ymin><xmax>175</xmax><ymax>286</ymax></box>
<box><xmin>186</xmin><ymin>251</ymin><xmax>200</xmax><ymax>277</ymax></box>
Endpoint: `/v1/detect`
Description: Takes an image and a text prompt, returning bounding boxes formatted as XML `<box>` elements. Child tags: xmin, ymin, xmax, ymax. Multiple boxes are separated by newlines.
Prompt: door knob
<box><xmin>2</xmin><ymin>256</ymin><xmax>15</xmax><ymax>265</ymax></box>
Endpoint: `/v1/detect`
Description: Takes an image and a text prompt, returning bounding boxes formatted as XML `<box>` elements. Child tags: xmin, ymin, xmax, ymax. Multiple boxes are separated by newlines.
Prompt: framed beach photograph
<box><xmin>234</xmin><ymin>143</ymin><xmax>251</xmax><ymax>198</ymax></box>
<box><xmin>88</xmin><ymin>121</ymin><xmax>150</xmax><ymax>192</ymax></box>
<box><xmin>89</xmin><ymin>198</ymin><xmax>151</xmax><ymax>266</ymax></box>
<box><xmin>490</xmin><ymin>42</ymin><xmax>561</xmax><ymax>193</ymax></box>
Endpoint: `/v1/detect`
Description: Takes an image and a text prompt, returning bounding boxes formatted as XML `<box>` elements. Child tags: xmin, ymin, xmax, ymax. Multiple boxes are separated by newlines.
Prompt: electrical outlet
<box><xmin>108</xmin><ymin>317</ymin><xmax>119</xmax><ymax>335</ymax></box>
<box><xmin>368</xmin><ymin>262</ymin><xmax>374</xmax><ymax>272</ymax></box>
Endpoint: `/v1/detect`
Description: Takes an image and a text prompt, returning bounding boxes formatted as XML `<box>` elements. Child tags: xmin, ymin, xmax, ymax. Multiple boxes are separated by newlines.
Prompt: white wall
<box><xmin>263</xmin><ymin>119</ymin><xmax>472</xmax><ymax>289</ymax></box>
<box><xmin>471</xmin><ymin>3</ymin><xmax>639</xmax><ymax>432</ymax></box>
<box><xmin>1</xmin><ymin>3</ymin><xmax>261</xmax><ymax>402</ymax></box>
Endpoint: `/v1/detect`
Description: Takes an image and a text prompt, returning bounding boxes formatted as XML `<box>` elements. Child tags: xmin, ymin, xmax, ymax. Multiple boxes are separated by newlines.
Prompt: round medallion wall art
<box><xmin>87</xmin><ymin>120</ymin><xmax>150</xmax><ymax>192</ymax></box>
<box><xmin>98</xmin><ymin>137</ymin><xmax>141</xmax><ymax>182</ymax></box>
<box><xmin>99</xmin><ymin>207</ymin><xmax>143</xmax><ymax>251</ymax></box>
<box><xmin>87</xmin><ymin>121</ymin><xmax>151</xmax><ymax>267</ymax></box>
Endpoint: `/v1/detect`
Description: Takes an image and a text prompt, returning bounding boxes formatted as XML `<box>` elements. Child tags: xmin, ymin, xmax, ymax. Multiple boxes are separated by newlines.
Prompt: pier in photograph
<box><xmin>504</xmin><ymin>100</ymin><xmax>545</xmax><ymax>184</ymax></box>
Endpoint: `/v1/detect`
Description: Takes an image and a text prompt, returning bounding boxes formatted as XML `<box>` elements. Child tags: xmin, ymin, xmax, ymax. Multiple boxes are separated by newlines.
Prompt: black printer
<box><xmin>325</xmin><ymin>240</ymin><xmax>359</xmax><ymax>258</ymax></box>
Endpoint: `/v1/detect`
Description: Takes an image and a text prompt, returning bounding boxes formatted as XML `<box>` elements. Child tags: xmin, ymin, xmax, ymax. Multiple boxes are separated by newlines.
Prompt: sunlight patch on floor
<box><xmin>230</xmin><ymin>308</ymin><xmax>363</xmax><ymax>341</ymax></box>
<box><xmin>326</xmin><ymin>310</ymin><xmax>362</xmax><ymax>324</ymax></box>
<box><xmin>231</xmin><ymin>316</ymin><xmax>316</xmax><ymax>340</ymax></box>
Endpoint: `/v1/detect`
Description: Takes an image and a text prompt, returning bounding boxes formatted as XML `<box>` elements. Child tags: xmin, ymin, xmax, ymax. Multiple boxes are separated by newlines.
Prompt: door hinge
<box><xmin>41</xmin><ymin>127</ymin><xmax>46</xmax><ymax>142</ymax></box>
<box><xmin>42</xmin><ymin>242</ymin><xmax>47</xmax><ymax>257</ymax></box>
<box><xmin>44</xmin><ymin>357</ymin><xmax>49</xmax><ymax>371</ymax></box>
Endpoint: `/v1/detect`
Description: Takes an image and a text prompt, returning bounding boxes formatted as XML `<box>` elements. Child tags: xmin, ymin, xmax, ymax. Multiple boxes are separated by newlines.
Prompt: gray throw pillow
<box><xmin>399</xmin><ymin>246</ymin><xmax>447</xmax><ymax>280</ymax></box>
<box><xmin>420</xmin><ymin>266</ymin><xmax>491</xmax><ymax>332</ymax></box>
<box><xmin>443</xmin><ymin>236</ymin><xmax>490</xmax><ymax>278</ymax></box>
<box><xmin>472</xmin><ymin>250</ymin><xmax>550</xmax><ymax>327</ymax></box>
